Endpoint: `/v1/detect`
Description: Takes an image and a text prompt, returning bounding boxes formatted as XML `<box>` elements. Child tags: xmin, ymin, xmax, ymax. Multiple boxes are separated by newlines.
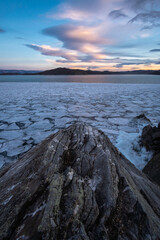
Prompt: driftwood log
<box><xmin>0</xmin><ymin>123</ymin><xmax>160</xmax><ymax>240</ymax></box>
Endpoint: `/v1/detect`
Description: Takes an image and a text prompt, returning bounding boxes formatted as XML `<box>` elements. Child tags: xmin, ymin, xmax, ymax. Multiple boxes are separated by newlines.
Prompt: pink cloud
<box><xmin>26</xmin><ymin>44</ymin><xmax>79</xmax><ymax>61</ymax></box>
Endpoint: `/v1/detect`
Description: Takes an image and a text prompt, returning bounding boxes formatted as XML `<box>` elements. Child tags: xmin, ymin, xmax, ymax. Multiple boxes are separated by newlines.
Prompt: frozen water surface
<box><xmin>0</xmin><ymin>75</ymin><xmax>160</xmax><ymax>169</ymax></box>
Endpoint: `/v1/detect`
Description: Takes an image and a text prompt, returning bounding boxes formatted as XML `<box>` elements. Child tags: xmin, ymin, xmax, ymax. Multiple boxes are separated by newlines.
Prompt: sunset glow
<box><xmin>0</xmin><ymin>0</ymin><xmax>160</xmax><ymax>71</ymax></box>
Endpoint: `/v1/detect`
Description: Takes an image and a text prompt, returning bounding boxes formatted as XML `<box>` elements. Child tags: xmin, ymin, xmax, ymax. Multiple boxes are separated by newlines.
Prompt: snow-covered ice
<box><xmin>0</xmin><ymin>80</ymin><xmax>160</xmax><ymax>169</ymax></box>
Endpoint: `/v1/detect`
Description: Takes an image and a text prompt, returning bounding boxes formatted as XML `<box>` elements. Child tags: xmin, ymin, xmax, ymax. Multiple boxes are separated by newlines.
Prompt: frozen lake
<box><xmin>0</xmin><ymin>75</ymin><xmax>160</xmax><ymax>169</ymax></box>
<box><xmin>0</xmin><ymin>74</ymin><xmax>160</xmax><ymax>83</ymax></box>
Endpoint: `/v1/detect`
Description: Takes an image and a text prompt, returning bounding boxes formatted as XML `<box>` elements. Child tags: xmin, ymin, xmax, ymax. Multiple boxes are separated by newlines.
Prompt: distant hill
<box><xmin>0</xmin><ymin>70</ymin><xmax>39</xmax><ymax>75</ymax></box>
<box><xmin>0</xmin><ymin>68</ymin><xmax>160</xmax><ymax>75</ymax></box>
<box><xmin>38</xmin><ymin>68</ymin><xmax>160</xmax><ymax>75</ymax></box>
<box><xmin>38</xmin><ymin>68</ymin><xmax>105</xmax><ymax>75</ymax></box>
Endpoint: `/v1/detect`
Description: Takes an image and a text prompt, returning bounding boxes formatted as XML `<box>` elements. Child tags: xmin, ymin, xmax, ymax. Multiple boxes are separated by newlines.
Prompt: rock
<box><xmin>15</xmin><ymin>122</ymin><xmax>25</xmax><ymax>128</ymax></box>
<box><xmin>143</xmin><ymin>152</ymin><xmax>160</xmax><ymax>186</ymax></box>
<box><xmin>0</xmin><ymin>123</ymin><xmax>160</xmax><ymax>240</ymax></box>
<box><xmin>141</xmin><ymin>123</ymin><xmax>160</xmax><ymax>185</ymax></box>
<box><xmin>152</xmin><ymin>131</ymin><xmax>160</xmax><ymax>140</ymax></box>
<box><xmin>135</xmin><ymin>113</ymin><xmax>151</xmax><ymax>122</ymax></box>
<box><xmin>128</xmin><ymin>113</ymin><xmax>151</xmax><ymax>131</ymax></box>
<box><xmin>141</xmin><ymin>124</ymin><xmax>160</xmax><ymax>152</ymax></box>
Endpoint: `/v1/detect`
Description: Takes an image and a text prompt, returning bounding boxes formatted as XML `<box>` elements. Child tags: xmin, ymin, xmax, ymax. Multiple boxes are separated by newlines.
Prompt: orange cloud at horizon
<box><xmin>46</xmin><ymin>58</ymin><xmax>160</xmax><ymax>72</ymax></box>
<box><xmin>119</xmin><ymin>64</ymin><xmax>160</xmax><ymax>71</ymax></box>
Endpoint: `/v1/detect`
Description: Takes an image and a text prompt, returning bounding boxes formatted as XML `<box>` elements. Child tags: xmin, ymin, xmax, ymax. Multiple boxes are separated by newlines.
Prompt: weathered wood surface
<box><xmin>0</xmin><ymin>123</ymin><xmax>160</xmax><ymax>240</ymax></box>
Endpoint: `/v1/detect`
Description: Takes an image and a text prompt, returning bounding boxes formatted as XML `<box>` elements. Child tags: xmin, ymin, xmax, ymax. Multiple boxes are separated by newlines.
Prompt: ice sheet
<box><xmin>0</xmin><ymin>82</ymin><xmax>160</xmax><ymax>169</ymax></box>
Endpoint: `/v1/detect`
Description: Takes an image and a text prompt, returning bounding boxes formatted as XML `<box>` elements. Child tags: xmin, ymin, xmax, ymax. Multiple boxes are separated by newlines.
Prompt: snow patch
<box><xmin>116</xmin><ymin>131</ymin><xmax>153</xmax><ymax>170</ymax></box>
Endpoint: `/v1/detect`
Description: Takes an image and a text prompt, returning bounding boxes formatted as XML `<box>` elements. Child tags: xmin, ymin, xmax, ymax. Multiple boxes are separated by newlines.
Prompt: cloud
<box><xmin>140</xmin><ymin>33</ymin><xmax>150</xmax><ymax>38</ymax></box>
<box><xmin>125</xmin><ymin>0</ymin><xmax>160</xmax><ymax>29</ymax></box>
<box><xmin>129</xmin><ymin>10</ymin><xmax>160</xmax><ymax>30</ymax></box>
<box><xmin>141</xmin><ymin>23</ymin><xmax>160</xmax><ymax>30</ymax></box>
<box><xmin>114</xmin><ymin>43</ymin><xmax>138</xmax><ymax>49</ymax></box>
<box><xmin>42</xmin><ymin>23</ymin><xmax>144</xmax><ymax>62</ymax></box>
<box><xmin>108</xmin><ymin>9</ymin><xmax>128</xmax><ymax>19</ymax></box>
<box><xmin>42</xmin><ymin>24</ymin><xmax>112</xmax><ymax>54</ymax></box>
<box><xmin>50</xmin><ymin>8</ymin><xmax>88</xmax><ymax>21</ymax></box>
<box><xmin>0</xmin><ymin>28</ymin><xmax>5</xmax><ymax>33</ymax></box>
<box><xmin>27</xmin><ymin>0</ymin><xmax>160</xmax><ymax>71</ymax></box>
<box><xmin>46</xmin><ymin>58</ymin><xmax>118</xmax><ymax>71</ymax></box>
<box><xmin>60</xmin><ymin>0</ymin><xmax>110</xmax><ymax>13</ymax></box>
<box><xmin>46</xmin><ymin>0</ymin><xmax>112</xmax><ymax>22</ymax></box>
<box><xmin>116</xmin><ymin>62</ymin><xmax>141</xmax><ymax>68</ymax></box>
<box><xmin>26</xmin><ymin>44</ymin><xmax>79</xmax><ymax>61</ymax></box>
<box><xmin>42</xmin><ymin>24</ymin><xmax>107</xmax><ymax>45</ymax></box>
<box><xmin>104</xmin><ymin>51</ymin><xmax>142</xmax><ymax>58</ymax></box>
<box><xmin>26</xmin><ymin>43</ymin><xmax>112</xmax><ymax>63</ymax></box>
<box><xmin>124</xmin><ymin>0</ymin><xmax>159</xmax><ymax>12</ymax></box>
<box><xmin>116</xmin><ymin>58</ymin><xmax>160</xmax><ymax>68</ymax></box>
<box><xmin>46</xmin><ymin>57</ymin><xmax>160</xmax><ymax>71</ymax></box>
<box><xmin>61</xmin><ymin>0</ymin><xmax>159</xmax><ymax>14</ymax></box>
<box><xmin>26</xmin><ymin>40</ymin><xmax>144</xmax><ymax>68</ymax></box>
<box><xmin>150</xmin><ymin>49</ymin><xmax>160</xmax><ymax>52</ymax></box>
<box><xmin>129</xmin><ymin>11</ymin><xmax>160</xmax><ymax>23</ymax></box>
<box><xmin>26</xmin><ymin>42</ymin><xmax>146</xmax><ymax>71</ymax></box>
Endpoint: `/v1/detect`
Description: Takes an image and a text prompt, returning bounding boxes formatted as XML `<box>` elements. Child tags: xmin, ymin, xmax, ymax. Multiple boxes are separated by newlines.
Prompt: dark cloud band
<box><xmin>0</xmin><ymin>28</ymin><xmax>5</xmax><ymax>33</ymax></box>
<box><xmin>150</xmin><ymin>49</ymin><xmax>160</xmax><ymax>52</ymax></box>
<box><xmin>108</xmin><ymin>9</ymin><xmax>128</xmax><ymax>19</ymax></box>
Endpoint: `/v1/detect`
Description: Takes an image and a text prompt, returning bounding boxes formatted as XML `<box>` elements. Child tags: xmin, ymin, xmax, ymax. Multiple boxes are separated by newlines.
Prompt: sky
<box><xmin>0</xmin><ymin>0</ymin><xmax>160</xmax><ymax>71</ymax></box>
